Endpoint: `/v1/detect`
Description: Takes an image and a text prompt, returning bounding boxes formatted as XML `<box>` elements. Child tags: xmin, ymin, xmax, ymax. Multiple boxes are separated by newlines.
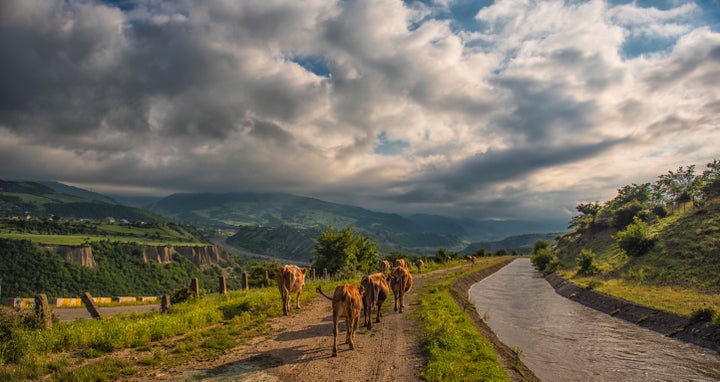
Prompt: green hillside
<box><xmin>0</xmin><ymin>180</ymin><xmax>167</xmax><ymax>223</ymax></box>
<box><xmin>549</xmin><ymin>159</ymin><xmax>720</xmax><ymax>294</ymax></box>
<box><xmin>149</xmin><ymin>192</ymin><xmax>468</xmax><ymax>254</ymax></box>
<box><xmin>464</xmin><ymin>232</ymin><xmax>560</xmax><ymax>255</ymax></box>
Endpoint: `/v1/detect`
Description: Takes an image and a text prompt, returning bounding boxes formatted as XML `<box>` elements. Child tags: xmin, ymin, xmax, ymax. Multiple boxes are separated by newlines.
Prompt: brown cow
<box><xmin>317</xmin><ymin>283</ymin><xmax>364</xmax><ymax>356</ymax></box>
<box><xmin>360</xmin><ymin>273</ymin><xmax>389</xmax><ymax>329</ymax></box>
<box><xmin>394</xmin><ymin>258</ymin><xmax>408</xmax><ymax>268</ymax></box>
<box><xmin>464</xmin><ymin>255</ymin><xmax>476</xmax><ymax>264</ymax></box>
<box><xmin>379</xmin><ymin>259</ymin><xmax>392</xmax><ymax>273</ymax></box>
<box><xmin>276</xmin><ymin>264</ymin><xmax>307</xmax><ymax>316</ymax></box>
<box><xmin>387</xmin><ymin>266</ymin><xmax>413</xmax><ymax>313</ymax></box>
<box><xmin>414</xmin><ymin>259</ymin><xmax>424</xmax><ymax>273</ymax></box>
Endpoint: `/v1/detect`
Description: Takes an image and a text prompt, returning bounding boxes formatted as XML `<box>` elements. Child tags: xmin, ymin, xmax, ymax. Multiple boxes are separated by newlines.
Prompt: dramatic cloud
<box><xmin>1</xmin><ymin>0</ymin><xmax>719</xmax><ymax>226</ymax></box>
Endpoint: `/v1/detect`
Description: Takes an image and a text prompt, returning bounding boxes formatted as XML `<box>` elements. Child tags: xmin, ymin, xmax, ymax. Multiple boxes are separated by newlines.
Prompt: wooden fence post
<box><xmin>190</xmin><ymin>278</ymin><xmax>200</xmax><ymax>297</ymax></box>
<box><xmin>323</xmin><ymin>268</ymin><xmax>328</xmax><ymax>281</ymax></box>
<box><xmin>161</xmin><ymin>294</ymin><xmax>171</xmax><ymax>313</ymax></box>
<box><xmin>81</xmin><ymin>292</ymin><xmax>103</xmax><ymax>320</ymax></box>
<box><xmin>312</xmin><ymin>268</ymin><xmax>316</xmax><ymax>281</ymax></box>
<box><xmin>264</xmin><ymin>270</ymin><xmax>270</xmax><ymax>286</ymax></box>
<box><xmin>219</xmin><ymin>276</ymin><xmax>227</xmax><ymax>295</ymax></box>
<box><xmin>34</xmin><ymin>294</ymin><xmax>52</xmax><ymax>329</ymax></box>
<box><xmin>242</xmin><ymin>272</ymin><xmax>249</xmax><ymax>291</ymax></box>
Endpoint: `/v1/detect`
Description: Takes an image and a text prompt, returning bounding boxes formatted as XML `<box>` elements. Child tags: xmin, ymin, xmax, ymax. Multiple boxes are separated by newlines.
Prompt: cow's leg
<box><xmin>347</xmin><ymin>316</ymin><xmax>356</xmax><ymax>350</ymax></box>
<box><xmin>375</xmin><ymin>300</ymin><xmax>383</xmax><ymax>323</ymax></box>
<box><xmin>398</xmin><ymin>291</ymin><xmax>404</xmax><ymax>313</ymax></box>
<box><xmin>332</xmin><ymin>315</ymin><xmax>339</xmax><ymax>356</ymax></box>
<box><xmin>364</xmin><ymin>302</ymin><xmax>372</xmax><ymax>329</ymax></box>
<box><xmin>294</xmin><ymin>291</ymin><xmax>301</xmax><ymax>309</ymax></box>
<box><xmin>281</xmin><ymin>289</ymin><xmax>290</xmax><ymax>316</ymax></box>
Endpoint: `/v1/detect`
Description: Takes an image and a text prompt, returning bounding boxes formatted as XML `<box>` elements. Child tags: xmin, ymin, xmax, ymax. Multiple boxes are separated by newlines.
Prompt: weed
<box><xmin>691</xmin><ymin>307</ymin><xmax>716</xmax><ymax>322</ymax></box>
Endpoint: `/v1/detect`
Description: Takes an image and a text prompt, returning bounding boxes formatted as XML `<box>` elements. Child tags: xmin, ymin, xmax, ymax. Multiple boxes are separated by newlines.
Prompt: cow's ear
<box><xmin>301</xmin><ymin>268</ymin><xmax>308</xmax><ymax>275</ymax></box>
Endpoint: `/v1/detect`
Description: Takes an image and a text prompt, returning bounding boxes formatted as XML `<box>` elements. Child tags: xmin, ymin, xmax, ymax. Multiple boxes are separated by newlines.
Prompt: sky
<box><xmin>1</xmin><ymin>0</ymin><xmax>719</xmax><ymax>226</ymax></box>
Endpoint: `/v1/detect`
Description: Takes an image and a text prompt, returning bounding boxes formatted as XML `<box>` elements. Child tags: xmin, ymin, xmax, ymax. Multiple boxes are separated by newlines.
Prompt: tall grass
<box><xmin>0</xmin><ymin>282</ymin><xmax>319</xmax><ymax>380</ymax></box>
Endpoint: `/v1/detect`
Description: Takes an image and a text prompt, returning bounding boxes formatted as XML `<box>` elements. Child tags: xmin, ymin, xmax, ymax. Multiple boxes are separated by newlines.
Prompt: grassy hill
<box><xmin>0</xmin><ymin>180</ymin><xmax>167</xmax><ymax>223</ymax></box>
<box><xmin>554</xmin><ymin>200</ymin><xmax>720</xmax><ymax>291</ymax></box>
<box><xmin>148</xmin><ymin>192</ymin><xmax>468</xmax><ymax>254</ymax></box>
<box><xmin>464</xmin><ymin>232</ymin><xmax>560</xmax><ymax>255</ymax></box>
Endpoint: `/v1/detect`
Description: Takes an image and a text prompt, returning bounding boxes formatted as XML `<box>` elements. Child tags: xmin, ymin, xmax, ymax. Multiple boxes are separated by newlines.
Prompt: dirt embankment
<box><xmin>545</xmin><ymin>273</ymin><xmax>720</xmax><ymax>352</ymax></box>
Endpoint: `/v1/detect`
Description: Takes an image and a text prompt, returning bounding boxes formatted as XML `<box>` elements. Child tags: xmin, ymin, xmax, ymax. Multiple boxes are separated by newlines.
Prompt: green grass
<box><xmin>415</xmin><ymin>258</ymin><xmax>510</xmax><ymax>381</ymax></box>
<box><xmin>560</xmin><ymin>274</ymin><xmax>720</xmax><ymax>321</ymax></box>
<box><xmin>0</xmin><ymin>260</ymin><xmax>516</xmax><ymax>380</ymax></box>
<box><xmin>0</xmin><ymin>232</ymin><xmax>205</xmax><ymax>246</ymax></box>
<box><xmin>0</xmin><ymin>277</ymin><xmax>331</xmax><ymax>381</ymax></box>
<box><xmin>555</xmin><ymin>201</ymin><xmax>720</xmax><ymax>322</ymax></box>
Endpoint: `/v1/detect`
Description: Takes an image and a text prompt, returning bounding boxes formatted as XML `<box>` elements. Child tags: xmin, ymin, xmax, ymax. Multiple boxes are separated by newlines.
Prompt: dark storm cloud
<box><xmin>391</xmin><ymin>138</ymin><xmax>628</xmax><ymax>203</ymax></box>
<box><xmin>490</xmin><ymin>77</ymin><xmax>597</xmax><ymax>144</ymax></box>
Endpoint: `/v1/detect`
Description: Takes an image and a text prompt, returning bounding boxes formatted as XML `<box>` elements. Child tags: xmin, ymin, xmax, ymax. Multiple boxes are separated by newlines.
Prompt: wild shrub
<box><xmin>691</xmin><ymin>307</ymin><xmax>716</xmax><ymax>322</ymax></box>
<box><xmin>615</xmin><ymin>217</ymin><xmax>655</xmax><ymax>257</ymax></box>
<box><xmin>576</xmin><ymin>249</ymin><xmax>599</xmax><ymax>276</ymax></box>
<box><xmin>530</xmin><ymin>246</ymin><xmax>558</xmax><ymax>274</ymax></box>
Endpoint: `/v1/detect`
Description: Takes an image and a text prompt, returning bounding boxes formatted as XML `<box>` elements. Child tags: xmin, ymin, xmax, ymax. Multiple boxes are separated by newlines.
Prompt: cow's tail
<box><xmin>316</xmin><ymin>285</ymin><xmax>334</xmax><ymax>301</ymax></box>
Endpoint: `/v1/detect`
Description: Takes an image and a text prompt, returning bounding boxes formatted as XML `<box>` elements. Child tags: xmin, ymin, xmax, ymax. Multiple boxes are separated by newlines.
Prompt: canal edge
<box><xmin>450</xmin><ymin>258</ymin><xmax>541</xmax><ymax>382</ymax></box>
<box><xmin>545</xmin><ymin>273</ymin><xmax>720</xmax><ymax>353</ymax></box>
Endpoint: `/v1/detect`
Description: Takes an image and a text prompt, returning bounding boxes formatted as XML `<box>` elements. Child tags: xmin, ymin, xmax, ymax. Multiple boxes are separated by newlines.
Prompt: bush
<box><xmin>691</xmin><ymin>307</ymin><xmax>715</xmax><ymax>322</ymax></box>
<box><xmin>576</xmin><ymin>249</ymin><xmax>599</xmax><ymax>276</ymax></box>
<box><xmin>615</xmin><ymin>217</ymin><xmax>655</xmax><ymax>257</ymax></box>
<box><xmin>531</xmin><ymin>248</ymin><xmax>557</xmax><ymax>274</ymax></box>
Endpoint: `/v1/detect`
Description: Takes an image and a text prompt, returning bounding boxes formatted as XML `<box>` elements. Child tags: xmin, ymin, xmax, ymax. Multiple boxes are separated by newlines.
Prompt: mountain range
<box><xmin>2</xmin><ymin>179</ymin><xmax>566</xmax><ymax>257</ymax></box>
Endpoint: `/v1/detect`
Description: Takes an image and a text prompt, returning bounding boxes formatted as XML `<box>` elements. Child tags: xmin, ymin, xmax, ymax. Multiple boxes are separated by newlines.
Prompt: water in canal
<box><xmin>468</xmin><ymin>258</ymin><xmax>720</xmax><ymax>381</ymax></box>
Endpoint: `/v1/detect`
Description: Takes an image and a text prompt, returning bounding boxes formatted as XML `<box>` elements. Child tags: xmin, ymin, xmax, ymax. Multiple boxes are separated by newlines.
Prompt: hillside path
<box><xmin>140</xmin><ymin>265</ymin><xmax>465</xmax><ymax>382</ymax></box>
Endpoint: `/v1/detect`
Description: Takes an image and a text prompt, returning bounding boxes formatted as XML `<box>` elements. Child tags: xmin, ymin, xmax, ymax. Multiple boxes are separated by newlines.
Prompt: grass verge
<box><xmin>415</xmin><ymin>258</ymin><xmax>511</xmax><ymax>381</ymax></box>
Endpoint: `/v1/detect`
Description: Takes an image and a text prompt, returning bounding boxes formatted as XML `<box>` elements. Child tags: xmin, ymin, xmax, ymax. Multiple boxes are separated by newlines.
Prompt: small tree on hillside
<box><xmin>615</xmin><ymin>217</ymin><xmax>655</xmax><ymax>257</ymax></box>
<box><xmin>311</xmin><ymin>225</ymin><xmax>377</xmax><ymax>277</ymax></box>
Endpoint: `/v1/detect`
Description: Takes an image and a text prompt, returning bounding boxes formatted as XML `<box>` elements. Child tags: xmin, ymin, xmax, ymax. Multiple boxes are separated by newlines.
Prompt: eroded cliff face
<box><xmin>45</xmin><ymin>244</ymin><xmax>227</xmax><ymax>268</ymax></box>
<box><xmin>44</xmin><ymin>245</ymin><xmax>97</xmax><ymax>268</ymax></box>
<box><xmin>173</xmin><ymin>245</ymin><xmax>228</xmax><ymax>268</ymax></box>
<box><xmin>142</xmin><ymin>245</ymin><xmax>228</xmax><ymax>268</ymax></box>
<box><xmin>142</xmin><ymin>246</ymin><xmax>174</xmax><ymax>264</ymax></box>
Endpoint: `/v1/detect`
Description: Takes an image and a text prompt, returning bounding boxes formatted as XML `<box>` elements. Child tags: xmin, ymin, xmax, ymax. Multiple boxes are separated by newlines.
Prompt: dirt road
<box><xmin>142</xmin><ymin>267</ymin><xmax>458</xmax><ymax>382</ymax></box>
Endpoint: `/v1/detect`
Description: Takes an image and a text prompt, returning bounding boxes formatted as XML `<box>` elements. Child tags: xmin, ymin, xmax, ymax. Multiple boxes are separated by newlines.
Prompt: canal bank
<box><xmin>450</xmin><ymin>258</ymin><xmax>541</xmax><ymax>382</ymax></box>
<box><xmin>546</xmin><ymin>272</ymin><xmax>720</xmax><ymax>353</ymax></box>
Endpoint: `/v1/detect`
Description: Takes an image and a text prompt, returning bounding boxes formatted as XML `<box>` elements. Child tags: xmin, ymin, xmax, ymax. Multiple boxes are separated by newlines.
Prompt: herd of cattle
<box><xmin>275</xmin><ymin>258</ymin><xmax>422</xmax><ymax>356</ymax></box>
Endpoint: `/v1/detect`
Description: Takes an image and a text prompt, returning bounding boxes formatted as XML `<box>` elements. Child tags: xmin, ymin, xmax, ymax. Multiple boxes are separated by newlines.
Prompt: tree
<box><xmin>311</xmin><ymin>225</ymin><xmax>377</xmax><ymax>277</ymax></box>
<box><xmin>569</xmin><ymin>202</ymin><xmax>601</xmax><ymax>230</ymax></box>
<box><xmin>655</xmin><ymin>166</ymin><xmax>700</xmax><ymax>211</ymax></box>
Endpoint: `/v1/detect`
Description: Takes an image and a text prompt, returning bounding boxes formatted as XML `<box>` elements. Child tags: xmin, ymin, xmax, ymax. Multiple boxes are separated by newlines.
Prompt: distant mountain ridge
<box><xmin>0</xmin><ymin>180</ymin><xmax>566</xmax><ymax>258</ymax></box>
<box><xmin>0</xmin><ymin>179</ymin><xmax>167</xmax><ymax>223</ymax></box>
<box><xmin>147</xmin><ymin>191</ymin><xmax>566</xmax><ymax>257</ymax></box>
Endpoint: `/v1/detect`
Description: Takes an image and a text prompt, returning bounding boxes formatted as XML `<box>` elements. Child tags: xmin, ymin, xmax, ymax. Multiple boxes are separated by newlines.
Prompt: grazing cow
<box><xmin>379</xmin><ymin>259</ymin><xmax>392</xmax><ymax>274</ymax></box>
<box><xmin>317</xmin><ymin>283</ymin><xmax>364</xmax><ymax>356</ymax></box>
<box><xmin>360</xmin><ymin>273</ymin><xmax>389</xmax><ymax>329</ymax></box>
<box><xmin>276</xmin><ymin>265</ymin><xmax>308</xmax><ymax>316</ymax></box>
<box><xmin>464</xmin><ymin>255</ymin><xmax>476</xmax><ymax>264</ymax></box>
<box><xmin>387</xmin><ymin>266</ymin><xmax>413</xmax><ymax>313</ymax></box>
<box><xmin>394</xmin><ymin>258</ymin><xmax>408</xmax><ymax>268</ymax></box>
<box><xmin>446</xmin><ymin>255</ymin><xmax>452</xmax><ymax>263</ymax></box>
<box><xmin>414</xmin><ymin>259</ymin><xmax>424</xmax><ymax>273</ymax></box>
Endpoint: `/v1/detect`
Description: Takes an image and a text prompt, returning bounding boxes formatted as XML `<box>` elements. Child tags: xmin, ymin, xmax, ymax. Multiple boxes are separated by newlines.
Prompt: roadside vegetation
<box><xmin>0</xmin><ymin>283</ymin><xmax>322</xmax><ymax>381</ymax></box>
<box><xmin>0</xmin><ymin>256</ymin><xmax>516</xmax><ymax>381</ymax></box>
<box><xmin>532</xmin><ymin>158</ymin><xmax>720</xmax><ymax>323</ymax></box>
<box><xmin>416</xmin><ymin>257</ymin><xmax>511</xmax><ymax>381</ymax></box>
